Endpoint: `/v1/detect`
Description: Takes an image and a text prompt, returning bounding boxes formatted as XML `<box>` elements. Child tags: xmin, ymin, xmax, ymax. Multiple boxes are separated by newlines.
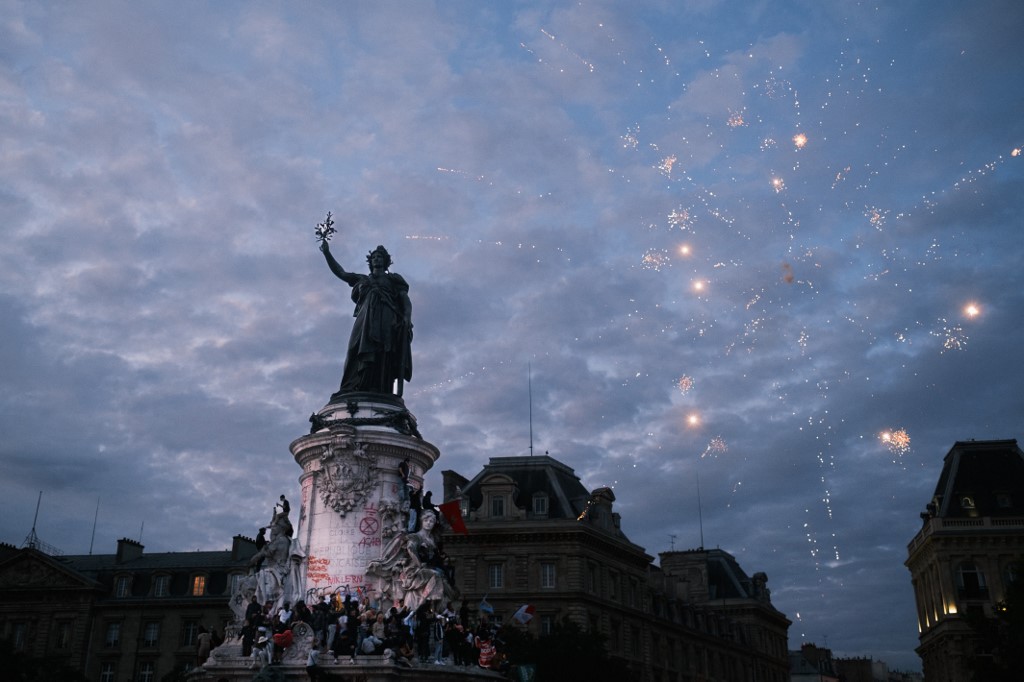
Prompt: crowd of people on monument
<box><xmin>240</xmin><ymin>590</ymin><xmax>507</xmax><ymax>674</ymax></box>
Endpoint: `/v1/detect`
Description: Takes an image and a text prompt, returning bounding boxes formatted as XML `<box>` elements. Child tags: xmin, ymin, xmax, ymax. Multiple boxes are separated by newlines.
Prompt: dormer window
<box><xmin>960</xmin><ymin>496</ymin><xmax>975</xmax><ymax>509</ymax></box>
<box><xmin>114</xmin><ymin>575</ymin><xmax>131</xmax><ymax>598</ymax></box>
<box><xmin>490</xmin><ymin>495</ymin><xmax>506</xmax><ymax>518</ymax></box>
<box><xmin>532</xmin><ymin>493</ymin><xmax>549</xmax><ymax>516</ymax></box>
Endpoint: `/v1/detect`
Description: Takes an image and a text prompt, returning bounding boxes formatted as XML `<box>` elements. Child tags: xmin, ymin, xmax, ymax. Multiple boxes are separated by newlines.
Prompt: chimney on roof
<box><xmin>232</xmin><ymin>534</ymin><xmax>258</xmax><ymax>561</ymax></box>
<box><xmin>116</xmin><ymin>537</ymin><xmax>144</xmax><ymax>563</ymax></box>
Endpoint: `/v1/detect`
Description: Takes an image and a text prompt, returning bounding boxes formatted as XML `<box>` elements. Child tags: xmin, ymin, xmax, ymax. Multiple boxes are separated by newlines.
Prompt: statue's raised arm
<box><xmin>320</xmin><ymin>241</ymin><xmax>413</xmax><ymax>397</ymax></box>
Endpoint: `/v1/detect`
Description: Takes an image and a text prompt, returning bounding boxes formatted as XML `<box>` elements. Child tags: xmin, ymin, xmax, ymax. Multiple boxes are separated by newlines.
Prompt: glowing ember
<box><xmin>792</xmin><ymin>132</ymin><xmax>808</xmax><ymax>149</ymax></box>
<box><xmin>677</xmin><ymin>375</ymin><xmax>694</xmax><ymax>394</ymax></box>
<box><xmin>880</xmin><ymin>429</ymin><xmax>911</xmax><ymax>456</ymax></box>
<box><xmin>771</xmin><ymin>176</ymin><xmax>785</xmax><ymax>193</ymax></box>
<box><xmin>679</xmin><ymin>244</ymin><xmax>692</xmax><ymax>256</ymax></box>
<box><xmin>686</xmin><ymin>413</ymin><xmax>700</xmax><ymax>427</ymax></box>
<box><xmin>701</xmin><ymin>436</ymin><xmax>728</xmax><ymax>458</ymax></box>
<box><xmin>964</xmin><ymin>303</ymin><xmax>980</xmax><ymax>318</ymax></box>
<box><xmin>641</xmin><ymin>249</ymin><xmax>671</xmax><ymax>271</ymax></box>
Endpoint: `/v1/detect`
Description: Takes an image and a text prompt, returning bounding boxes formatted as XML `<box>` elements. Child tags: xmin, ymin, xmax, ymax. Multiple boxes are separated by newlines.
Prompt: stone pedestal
<box><xmin>291</xmin><ymin>393</ymin><xmax>438</xmax><ymax>602</ymax></box>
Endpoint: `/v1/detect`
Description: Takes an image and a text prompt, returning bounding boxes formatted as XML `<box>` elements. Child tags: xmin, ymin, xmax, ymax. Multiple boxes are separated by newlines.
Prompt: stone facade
<box><xmin>905</xmin><ymin>438</ymin><xmax>1024</xmax><ymax>682</ymax></box>
<box><xmin>0</xmin><ymin>536</ymin><xmax>254</xmax><ymax>681</ymax></box>
<box><xmin>441</xmin><ymin>454</ymin><xmax>791</xmax><ymax>682</ymax></box>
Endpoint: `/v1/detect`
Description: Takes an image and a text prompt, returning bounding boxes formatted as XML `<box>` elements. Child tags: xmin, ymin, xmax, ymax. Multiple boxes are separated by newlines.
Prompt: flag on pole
<box><xmin>512</xmin><ymin>604</ymin><xmax>535</xmax><ymax>624</ymax></box>
<box><xmin>479</xmin><ymin>596</ymin><xmax>494</xmax><ymax>614</ymax></box>
<box><xmin>438</xmin><ymin>500</ymin><xmax>468</xmax><ymax>535</ymax></box>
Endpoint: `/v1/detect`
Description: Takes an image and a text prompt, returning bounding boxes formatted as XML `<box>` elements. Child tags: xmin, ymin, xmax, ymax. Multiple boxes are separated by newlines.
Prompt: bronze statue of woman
<box><xmin>320</xmin><ymin>241</ymin><xmax>413</xmax><ymax>396</ymax></box>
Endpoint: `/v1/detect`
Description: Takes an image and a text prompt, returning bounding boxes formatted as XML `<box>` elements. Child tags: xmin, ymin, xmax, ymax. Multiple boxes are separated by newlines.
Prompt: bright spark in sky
<box><xmin>880</xmin><ymin>429</ymin><xmax>911</xmax><ymax>457</ymax></box>
<box><xmin>792</xmin><ymin>132</ymin><xmax>808</xmax><ymax>149</ymax></box>
<box><xmin>677</xmin><ymin>375</ymin><xmax>694</xmax><ymax>395</ymax></box>
<box><xmin>964</xmin><ymin>303</ymin><xmax>981</xmax><ymax>318</ymax></box>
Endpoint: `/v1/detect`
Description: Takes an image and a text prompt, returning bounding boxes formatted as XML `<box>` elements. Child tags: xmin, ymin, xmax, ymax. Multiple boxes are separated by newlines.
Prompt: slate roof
<box><xmin>931</xmin><ymin>439</ymin><xmax>1024</xmax><ymax>518</ymax></box>
<box><xmin>460</xmin><ymin>455</ymin><xmax>592</xmax><ymax>519</ymax></box>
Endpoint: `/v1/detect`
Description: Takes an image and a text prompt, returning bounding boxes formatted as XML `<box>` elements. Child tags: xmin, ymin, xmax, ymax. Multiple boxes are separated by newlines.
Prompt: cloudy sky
<box><xmin>3</xmin><ymin>0</ymin><xmax>1023</xmax><ymax>671</ymax></box>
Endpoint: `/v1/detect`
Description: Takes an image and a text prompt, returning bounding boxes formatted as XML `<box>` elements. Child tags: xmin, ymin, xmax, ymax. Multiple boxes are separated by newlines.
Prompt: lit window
<box><xmin>153</xmin><ymin>575</ymin><xmax>170</xmax><ymax>597</ymax></box>
<box><xmin>143</xmin><ymin>621</ymin><xmax>160</xmax><ymax>648</ymax></box>
<box><xmin>533</xmin><ymin>494</ymin><xmax>548</xmax><ymax>516</ymax></box>
<box><xmin>490</xmin><ymin>495</ymin><xmax>505</xmax><ymax>518</ymax></box>
<box><xmin>191</xmin><ymin>575</ymin><xmax>206</xmax><ymax>596</ymax></box>
<box><xmin>488</xmin><ymin>563</ymin><xmax>504</xmax><ymax>589</ymax></box>
<box><xmin>137</xmin><ymin>661</ymin><xmax>155</xmax><ymax>682</ymax></box>
<box><xmin>115</xmin><ymin>575</ymin><xmax>131</xmax><ymax>598</ymax></box>
<box><xmin>105</xmin><ymin>622</ymin><xmax>121</xmax><ymax>648</ymax></box>
<box><xmin>100</xmin><ymin>662</ymin><xmax>116</xmax><ymax>682</ymax></box>
<box><xmin>541</xmin><ymin>562</ymin><xmax>556</xmax><ymax>589</ymax></box>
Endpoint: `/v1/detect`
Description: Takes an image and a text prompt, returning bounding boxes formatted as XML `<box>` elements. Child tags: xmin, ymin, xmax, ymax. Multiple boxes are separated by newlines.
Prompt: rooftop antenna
<box><xmin>669</xmin><ymin>533</ymin><xmax>677</xmax><ymax>551</ymax></box>
<box><xmin>23</xmin><ymin>491</ymin><xmax>43</xmax><ymax>549</ymax></box>
<box><xmin>696</xmin><ymin>471</ymin><xmax>705</xmax><ymax>550</ymax></box>
<box><xmin>139</xmin><ymin>520</ymin><xmax>145</xmax><ymax>543</ymax></box>
<box><xmin>89</xmin><ymin>496</ymin><xmax>100</xmax><ymax>555</ymax></box>
<box><xmin>528</xmin><ymin>362</ymin><xmax>534</xmax><ymax>456</ymax></box>
<box><xmin>23</xmin><ymin>491</ymin><xmax>63</xmax><ymax>556</ymax></box>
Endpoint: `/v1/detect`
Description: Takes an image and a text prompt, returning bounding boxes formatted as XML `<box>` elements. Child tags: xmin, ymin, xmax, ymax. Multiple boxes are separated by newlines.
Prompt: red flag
<box><xmin>439</xmin><ymin>500</ymin><xmax>468</xmax><ymax>535</ymax></box>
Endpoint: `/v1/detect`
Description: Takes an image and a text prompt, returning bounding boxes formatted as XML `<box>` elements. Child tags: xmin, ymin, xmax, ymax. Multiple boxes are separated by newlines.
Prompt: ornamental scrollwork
<box><xmin>317</xmin><ymin>438</ymin><xmax>377</xmax><ymax>517</ymax></box>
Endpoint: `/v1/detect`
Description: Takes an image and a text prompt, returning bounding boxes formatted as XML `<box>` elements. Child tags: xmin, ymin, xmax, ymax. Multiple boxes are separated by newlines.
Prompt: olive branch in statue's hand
<box><xmin>315</xmin><ymin>212</ymin><xmax>336</xmax><ymax>243</ymax></box>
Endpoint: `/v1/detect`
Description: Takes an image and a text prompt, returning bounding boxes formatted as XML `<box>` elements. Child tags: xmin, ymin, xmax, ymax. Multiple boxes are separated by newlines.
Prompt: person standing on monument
<box><xmin>320</xmin><ymin>241</ymin><xmax>413</xmax><ymax>395</ymax></box>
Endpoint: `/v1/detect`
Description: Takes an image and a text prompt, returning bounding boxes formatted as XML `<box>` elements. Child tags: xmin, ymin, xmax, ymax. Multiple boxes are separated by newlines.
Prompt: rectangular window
<box><xmin>488</xmin><ymin>563</ymin><xmax>504</xmax><ymax>589</ymax></box>
<box><xmin>137</xmin><ymin>661</ymin><xmax>155</xmax><ymax>682</ymax></box>
<box><xmin>230</xmin><ymin>573</ymin><xmax>242</xmax><ymax>595</ymax></box>
<box><xmin>540</xmin><ymin>562</ymin><xmax>556</xmax><ymax>589</ymax></box>
<box><xmin>100</xmin><ymin>662</ymin><xmax>116</xmax><ymax>682</ymax></box>
<box><xmin>55</xmin><ymin>621</ymin><xmax>73</xmax><ymax>649</ymax></box>
<box><xmin>629</xmin><ymin>580</ymin><xmax>638</xmax><ymax>607</ymax></box>
<box><xmin>490</xmin><ymin>495</ymin><xmax>505</xmax><ymax>518</ymax></box>
<box><xmin>142</xmin><ymin>621</ymin><xmax>160</xmax><ymax>648</ymax></box>
<box><xmin>609</xmin><ymin>572</ymin><xmax>618</xmax><ymax>600</ymax></box>
<box><xmin>12</xmin><ymin>622</ymin><xmax>27</xmax><ymax>651</ymax></box>
<box><xmin>540</xmin><ymin>614</ymin><xmax>555</xmax><ymax>636</ymax></box>
<box><xmin>533</xmin><ymin>495</ymin><xmax>548</xmax><ymax>515</ymax></box>
<box><xmin>180</xmin><ymin>620</ymin><xmax>199</xmax><ymax>647</ymax></box>
<box><xmin>153</xmin><ymin>575</ymin><xmax>170</xmax><ymax>597</ymax></box>
<box><xmin>587</xmin><ymin>563</ymin><xmax>598</xmax><ymax>593</ymax></box>
<box><xmin>191</xmin><ymin>575</ymin><xmax>206</xmax><ymax>596</ymax></box>
<box><xmin>105</xmin><ymin>622</ymin><xmax>121</xmax><ymax>648</ymax></box>
<box><xmin>115</xmin><ymin>575</ymin><xmax>131</xmax><ymax>598</ymax></box>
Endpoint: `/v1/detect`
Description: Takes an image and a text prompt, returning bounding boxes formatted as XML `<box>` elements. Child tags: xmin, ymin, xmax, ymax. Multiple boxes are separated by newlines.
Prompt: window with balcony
<box><xmin>956</xmin><ymin>561</ymin><xmax>988</xmax><ymax>599</ymax></box>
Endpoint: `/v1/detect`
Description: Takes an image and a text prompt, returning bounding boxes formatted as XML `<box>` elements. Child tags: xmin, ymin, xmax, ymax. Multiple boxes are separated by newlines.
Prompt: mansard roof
<box><xmin>930</xmin><ymin>439</ymin><xmax>1024</xmax><ymax>518</ymax></box>
<box><xmin>460</xmin><ymin>454</ymin><xmax>592</xmax><ymax>520</ymax></box>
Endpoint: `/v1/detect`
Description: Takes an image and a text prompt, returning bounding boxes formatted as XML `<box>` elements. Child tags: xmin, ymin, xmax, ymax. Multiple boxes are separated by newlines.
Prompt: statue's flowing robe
<box><xmin>340</xmin><ymin>272</ymin><xmax>412</xmax><ymax>393</ymax></box>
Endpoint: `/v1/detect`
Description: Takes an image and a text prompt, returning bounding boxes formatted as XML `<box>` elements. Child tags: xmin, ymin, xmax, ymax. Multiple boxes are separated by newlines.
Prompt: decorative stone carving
<box><xmin>317</xmin><ymin>437</ymin><xmax>377</xmax><ymax>516</ymax></box>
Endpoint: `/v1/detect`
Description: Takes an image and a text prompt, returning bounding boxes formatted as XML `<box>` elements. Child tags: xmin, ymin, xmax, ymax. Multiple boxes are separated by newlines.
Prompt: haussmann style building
<box><xmin>442</xmin><ymin>453</ymin><xmax>791</xmax><ymax>682</ymax></box>
<box><xmin>905</xmin><ymin>438</ymin><xmax>1024</xmax><ymax>681</ymax></box>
